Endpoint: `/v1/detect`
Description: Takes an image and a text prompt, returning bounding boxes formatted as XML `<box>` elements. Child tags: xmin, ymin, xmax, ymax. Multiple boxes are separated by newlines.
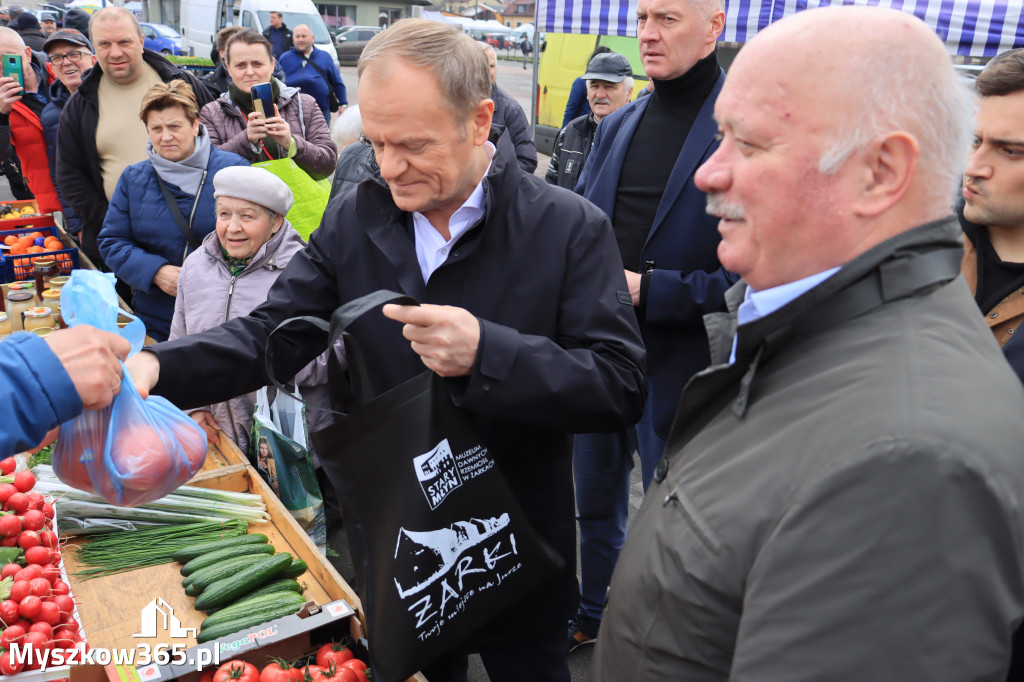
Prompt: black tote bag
<box><xmin>266</xmin><ymin>290</ymin><xmax>563</xmax><ymax>682</ymax></box>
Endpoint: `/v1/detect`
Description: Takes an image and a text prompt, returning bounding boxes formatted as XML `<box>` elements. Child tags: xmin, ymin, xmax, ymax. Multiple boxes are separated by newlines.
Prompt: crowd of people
<box><xmin>5</xmin><ymin>0</ymin><xmax>1024</xmax><ymax>680</ymax></box>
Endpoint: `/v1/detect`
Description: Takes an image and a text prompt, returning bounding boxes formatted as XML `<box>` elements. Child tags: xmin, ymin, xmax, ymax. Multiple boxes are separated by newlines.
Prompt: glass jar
<box><xmin>33</xmin><ymin>257</ymin><xmax>57</xmax><ymax>293</ymax></box>
<box><xmin>0</xmin><ymin>312</ymin><xmax>10</xmax><ymax>340</ymax></box>
<box><xmin>49</xmin><ymin>276</ymin><xmax>69</xmax><ymax>291</ymax></box>
<box><xmin>41</xmin><ymin>290</ymin><xmax>61</xmax><ymax>327</ymax></box>
<box><xmin>8</xmin><ymin>281</ymin><xmax>37</xmax><ymax>304</ymax></box>
<box><xmin>6</xmin><ymin>292</ymin><xmax>33</xmax><ymax>332</ymax></box>
<box><xmin>30</xmin><ymin>327</ymin><xmax>54</xmax><ymax>339</ymax></box>
<box><xmin>23</xmin><ymin>307</ymin><xmax>54</xmax><ymax>332</ymax></box>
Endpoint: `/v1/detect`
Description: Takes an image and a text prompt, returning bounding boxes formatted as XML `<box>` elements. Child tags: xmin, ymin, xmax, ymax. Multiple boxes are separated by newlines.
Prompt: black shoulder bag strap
<box><xmin>301</xmin><ymin>52</ymin><xmax>341</xmax><ymax>110</ymax></box>
<box><xmin>264</xmin><ymin>290</ymin><xmax>419</xmax><ymax>414</ymax></box>
<box><xmin>155</xmin><ymin>173</ymin><xmax>202</xmax><ymax>252</ymax></box>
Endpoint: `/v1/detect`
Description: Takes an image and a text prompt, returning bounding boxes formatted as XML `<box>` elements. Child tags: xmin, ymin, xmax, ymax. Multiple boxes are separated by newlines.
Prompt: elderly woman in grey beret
<box><xmin>168</xmin><ymin>165</ymin><xmax>333</xmax><ymax>452</ymax></box>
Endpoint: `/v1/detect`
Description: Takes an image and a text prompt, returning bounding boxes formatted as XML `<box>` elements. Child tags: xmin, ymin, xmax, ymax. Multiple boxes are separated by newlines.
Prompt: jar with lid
<box><xmin>8</xmin><ymin>281</ymin><xmax>37</xmax><ymax>304</ymax></box>
<box><xmin>6</xmin><ymin>291</ymin><xmax>33</xmax><ymax>331</ymax></box>
<box><xmin>22</xmin><ymin>307</ymin><xmax>54</xmax><ymax>332</ymax></box>
<box><xmin>49</xmin><ymin>276</ymin><xmax>69</xmax><ymax>291</ymax></box>
<box><xmin>0</xmin><ymin>312</ymin><xmax>10</xmax><ymax>340</ymax></box>
<box><xmin>41</xmin><ymin>289</ymin><xmax>61</xmax><ymax>328</ymax></box>
<box><xmin>33</xmin><ymin>258</ymin><xmax>57</xmax><ymax>293</ymax></box>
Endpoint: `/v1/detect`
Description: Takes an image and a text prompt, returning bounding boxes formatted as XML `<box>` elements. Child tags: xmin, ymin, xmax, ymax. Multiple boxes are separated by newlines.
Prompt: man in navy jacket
<box><xmin>279</xmin><ymin>24</ymin><xmax>346</xmax><ymax>123</ymax></box>
<box><xmin>570</xmin><ymin>0</ymin><xmax>736</xmax><ymax>651</ymax></box>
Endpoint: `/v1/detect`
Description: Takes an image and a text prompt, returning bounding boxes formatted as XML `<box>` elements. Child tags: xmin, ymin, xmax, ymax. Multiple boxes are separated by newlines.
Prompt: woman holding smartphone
<box><xmin>199</xmin><ymin>29</ymin><xmax>337</xmax><ymax>180</ymax></box>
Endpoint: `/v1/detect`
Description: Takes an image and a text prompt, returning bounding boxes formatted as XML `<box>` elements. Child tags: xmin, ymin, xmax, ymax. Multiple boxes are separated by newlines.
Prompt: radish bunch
<box><xmin>0</xmin><ymin>460</ymin><xmax>83</xmax><ymax>674</ymax></box>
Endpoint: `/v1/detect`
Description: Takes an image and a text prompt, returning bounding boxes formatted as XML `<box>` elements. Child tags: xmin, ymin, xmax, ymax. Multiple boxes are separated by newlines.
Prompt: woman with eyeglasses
<box><xmin>41</xmin><ymin>29</ymin><xmax>97</xmax><ymax>239</ymax></box>
<box><xmin>97</xmin><ymin>81</ymin><xmax>248</xmax><ymax>341</ymax></box>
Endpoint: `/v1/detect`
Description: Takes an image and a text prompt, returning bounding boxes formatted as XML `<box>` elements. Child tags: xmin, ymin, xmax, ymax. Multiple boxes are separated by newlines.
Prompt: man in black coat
<box><xmin>128</xmin><ymin>18</ymin><xmax>645</xmax><ymax>682</ymax></box>
<box><xmin>56</xmin><ymin>7</ymin><xmax>213</xmax><ymax>268</ymax></box>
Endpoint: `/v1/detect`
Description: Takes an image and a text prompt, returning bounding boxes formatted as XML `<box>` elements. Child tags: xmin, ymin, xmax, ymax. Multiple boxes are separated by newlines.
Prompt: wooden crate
<box><xmin>189</xmin><ymin>431</ymin><xmax>249</xmax><ymax>483</ymax></box>
<box><xmin>61</xmin><ymin>465</ymin><xmax>367</xmax><ymax>682</ymax></box>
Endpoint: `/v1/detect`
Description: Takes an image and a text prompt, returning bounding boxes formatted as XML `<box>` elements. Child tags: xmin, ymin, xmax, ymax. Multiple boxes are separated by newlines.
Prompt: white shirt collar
<box><xmin>413</xmin><ymin>141</ymin><xmax>495</xmax><ymax>283</ymax></box>
<box><xmin>729</xmin><ymin>267</ymin><xmax>841</xmax><ymax>364</ymax></box>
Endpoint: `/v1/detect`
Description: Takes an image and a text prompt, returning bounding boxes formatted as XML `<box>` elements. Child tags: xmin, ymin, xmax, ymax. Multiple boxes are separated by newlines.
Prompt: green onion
<box><xmin>70</xmin><ymin>519</ymin><xmax>249</xmax><ymax>579</ymax></box>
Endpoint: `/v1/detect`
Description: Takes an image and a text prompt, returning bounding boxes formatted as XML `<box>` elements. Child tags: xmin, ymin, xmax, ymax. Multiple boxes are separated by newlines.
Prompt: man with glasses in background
<box><xmin>41</xmin><ymin>28</ymin><xmax>95</xmax><ymax>241</ymax></box>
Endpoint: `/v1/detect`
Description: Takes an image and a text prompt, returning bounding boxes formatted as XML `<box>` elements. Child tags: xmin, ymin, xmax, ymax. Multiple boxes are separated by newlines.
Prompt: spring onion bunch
<box><xmin>70</xmin><ymin>519</ymin><xmax>249</xmax><ymax>578</ymax></box>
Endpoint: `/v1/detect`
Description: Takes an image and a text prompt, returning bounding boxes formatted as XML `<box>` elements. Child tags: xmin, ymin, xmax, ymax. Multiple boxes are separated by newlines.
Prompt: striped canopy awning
<box><xmin>536</xmin><ymin>0</ymin><xmax>1024</xmax><ymax>58</ymax></box>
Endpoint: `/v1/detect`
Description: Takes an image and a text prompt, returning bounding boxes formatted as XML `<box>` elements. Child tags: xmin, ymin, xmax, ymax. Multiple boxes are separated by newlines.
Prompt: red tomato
<box><xmin>110</xmin><ymin>422</ymin><xmax>173</xmax><ymax>491</ymax></box>
<box><xmin>259</xmin><ymin>660</ymin><xmax>303</xmax><ymax>682</ymax></box>
<box><xmin>213</xmin><ymin>661</ymin><xmax>259</xmax><ymax>682</ymax></box>
<box><xmin>339</xmin><ymin>660</ymin><xmax>370</xmax><ymax>682</ymax></box>
<box><xmin>315</xmin><ymin>643</ymin><xmax>354</xmax><ymax>669</ymax></box>
<box><xmin>313</xmin><ymin>663</ymin><xmax>358</xmax><ymax>682</ymax></box>
<box><xmin>198</xmin><ymin>671</ymin><xmax>216</xmax><ymax>682</ymax></box>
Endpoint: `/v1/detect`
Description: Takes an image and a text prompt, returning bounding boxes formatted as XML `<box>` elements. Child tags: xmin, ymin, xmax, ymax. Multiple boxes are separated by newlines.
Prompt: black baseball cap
<box><xmin>43</xmin><ymin>28</ymin><xmax>93</xmax><ymax>53</ymax></box>
<box><xmin>582</xmin><ymin>52</ymin><xmax>631</xmax><ymax>83</ymax></box>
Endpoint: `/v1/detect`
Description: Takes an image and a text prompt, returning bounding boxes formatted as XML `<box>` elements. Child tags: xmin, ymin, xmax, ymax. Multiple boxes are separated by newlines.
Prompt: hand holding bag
<box><xmin>265</xmin><ymin>290</ymin><xmax>563</xmax><ymax>682</ymax></box>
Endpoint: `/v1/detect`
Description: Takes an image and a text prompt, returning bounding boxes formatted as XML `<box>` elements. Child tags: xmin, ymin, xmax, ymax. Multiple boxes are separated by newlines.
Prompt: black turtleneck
<box><xmin>613</xmin><ymin>49</ymin><xmax>720</xmax><ymax>272</ymax></box>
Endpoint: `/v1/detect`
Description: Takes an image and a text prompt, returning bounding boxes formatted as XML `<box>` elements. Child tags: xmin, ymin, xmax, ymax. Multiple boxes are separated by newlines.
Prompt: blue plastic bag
<box><xmin>52</xmin><ymin>271</ymin><xmax>207</xmax><ymax>506</ymax></box>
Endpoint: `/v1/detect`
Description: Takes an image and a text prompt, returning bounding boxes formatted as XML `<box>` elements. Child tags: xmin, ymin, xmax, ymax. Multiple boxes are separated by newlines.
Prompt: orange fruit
<box><xmin>2</xmin><ymin>235</ymin><xmax>15</xmax><ymax>246</ymax></box>
<box><xmin>26</xmin><ymin>232</ymin><xmax>42</xmax><ymax>240</ymax></box>
<box><xmin>27</xmin><ymin>246</ymin><xmax>43</xmax><ymax>254</ymax></box>
<box><xmin>9</xmin><ymin>244</ymin><xmax>26</xmax><ymax>255</ymax></box>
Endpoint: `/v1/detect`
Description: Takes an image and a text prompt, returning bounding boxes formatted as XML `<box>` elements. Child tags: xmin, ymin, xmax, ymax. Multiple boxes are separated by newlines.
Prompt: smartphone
<box><xmin>2</xmin><ymin>54</ymin><xmax>21</xmax><ymax>87</ymax></box>
<box><xmin>250</xmin><ymin>82</ymin><xmax>274</xmax><ymax>118</ymax></box>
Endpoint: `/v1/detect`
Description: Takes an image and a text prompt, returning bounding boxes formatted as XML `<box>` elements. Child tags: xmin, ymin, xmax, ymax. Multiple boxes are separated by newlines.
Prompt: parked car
<box><xmin>140</xmin><ymin>22</ymin><xmax>184</xmax><ymax>55</ymax></box>
<box><xmin>334</xmin><ymin>25</ymin><xmax>381</xmax><ymax>64</ymax></box>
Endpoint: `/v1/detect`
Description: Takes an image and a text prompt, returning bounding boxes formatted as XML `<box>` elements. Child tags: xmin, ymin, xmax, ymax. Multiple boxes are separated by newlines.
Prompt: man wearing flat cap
<box><xmin>129</xmin><ymin>17</ymin><xmax>646</xmax><ymax>682</ymax></box>
<box><xmin>42</xmin><ymin>29</ymin><xmax>95</xmax><ymax>241</ymax></box>
<box><xmin>546</xmin><ymin>51</ymin><xmax>633</xmax><ymax>190</ymax></box>
<box><xmin>39</xmin><ymin>13</ymin><xmax>58</xmax><ymax>38</ymax></box>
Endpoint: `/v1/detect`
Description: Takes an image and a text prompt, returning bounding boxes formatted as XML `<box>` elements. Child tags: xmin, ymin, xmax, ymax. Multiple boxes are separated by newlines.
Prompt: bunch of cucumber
<box><xmin>173</xmin><ymin>534</ymin><xmax>310</xmax><ymax>643</ymax></box>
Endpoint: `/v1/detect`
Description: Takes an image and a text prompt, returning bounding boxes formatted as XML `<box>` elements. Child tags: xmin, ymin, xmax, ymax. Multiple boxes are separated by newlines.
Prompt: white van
<box><xmin>180</xmin><ymin>0</ymin><xmax>339</xmax><ymax>67</ymax></box>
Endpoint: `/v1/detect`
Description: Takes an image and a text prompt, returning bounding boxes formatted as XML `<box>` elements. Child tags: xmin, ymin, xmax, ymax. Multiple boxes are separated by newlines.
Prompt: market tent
<box><xmin>533</xmin><ymin>0</ymin><xmax>1024</xmax><ymax>57</ymax></box>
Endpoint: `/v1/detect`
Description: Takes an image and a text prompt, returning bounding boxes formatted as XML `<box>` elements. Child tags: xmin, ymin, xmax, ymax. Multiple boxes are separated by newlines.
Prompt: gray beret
<box><xmin>213</xmin><ymin>166</ymin><xmax>294</xmax><ymax>217</ymax></box>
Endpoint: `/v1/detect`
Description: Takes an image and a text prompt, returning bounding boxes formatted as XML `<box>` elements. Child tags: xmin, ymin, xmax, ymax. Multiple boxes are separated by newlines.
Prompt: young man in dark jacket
<box><xmin>263</xmin><ymin>11</ymin><xmax>292</xmax><ymax>59</ymax></box>
<box><xmin>56</xmin><ymin>7</ymin><xmax>213</xmax><ymax>268</ymax></box>
<box><xmin>128</xmin><ymin>19</ymin><xmax>645</xmax><ymax>682</ymax></box>
<box><xmin>546</xmin><ymin>52</ymin><xmax>633</xmax><ymax>190</ymax></box>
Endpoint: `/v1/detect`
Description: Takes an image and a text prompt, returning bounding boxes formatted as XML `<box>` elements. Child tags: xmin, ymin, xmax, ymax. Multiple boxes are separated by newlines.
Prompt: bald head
<box><xmin>292</xmin><ymin>24</ymin><xmax>313</xmax><ymax>54</ymax></box>
<box><xmin>740</xmin><ymin>7</ymin><xmax>972</xmax><ymax>210</ymax></box>
<box><xmin>0</xmin><ymin>26</ymin><xmax>26</xmax><ymax>54</ymax></box>
<box><xmin>695</xmin><ymin>7</ymin><xmax>974</xmax><ymax>290</ymax></box>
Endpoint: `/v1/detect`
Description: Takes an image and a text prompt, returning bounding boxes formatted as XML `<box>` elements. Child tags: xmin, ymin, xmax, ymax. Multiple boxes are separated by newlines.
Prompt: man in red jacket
<box><xmin>0</xmin><ymin>26</ymin><xmax>57</xmax><ymax>213</ymax></box>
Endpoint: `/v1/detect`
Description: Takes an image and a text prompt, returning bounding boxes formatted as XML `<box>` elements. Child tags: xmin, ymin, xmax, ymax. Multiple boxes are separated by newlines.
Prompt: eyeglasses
<box><xmin>48</xmin><ymin>51</ymin><xmax>91</xmax><ymax>66</ymax></box>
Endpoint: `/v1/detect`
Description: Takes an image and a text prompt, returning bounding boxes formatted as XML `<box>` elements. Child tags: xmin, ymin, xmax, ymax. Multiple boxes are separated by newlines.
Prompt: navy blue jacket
<box><xmin>41</xmin><ymin>79</ymin><xmax>83</xmax><ymax>235</ymax></box>
<box><xmin>562</xmin><ymin>76</ymin><xmax>590</xmax><ymax>128</ymax></box>
<box><xmin>97</xmin><ymin>146</ymin><xmax>248</xmax><ymax>341</ymax></box>
<box><xmin>0</xmin><ymin>333</ymin><xmax>81</xmax><ymax>456</ymax></box>
<box><xmin>576</xmin><ymin>68</ymin><xmax>737</xmax><ymax>438</ymax></box>
<box><xmin>279</xmin><ymin>46</ymin><xmax>346</xmax><ymax>124</ymax></box>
